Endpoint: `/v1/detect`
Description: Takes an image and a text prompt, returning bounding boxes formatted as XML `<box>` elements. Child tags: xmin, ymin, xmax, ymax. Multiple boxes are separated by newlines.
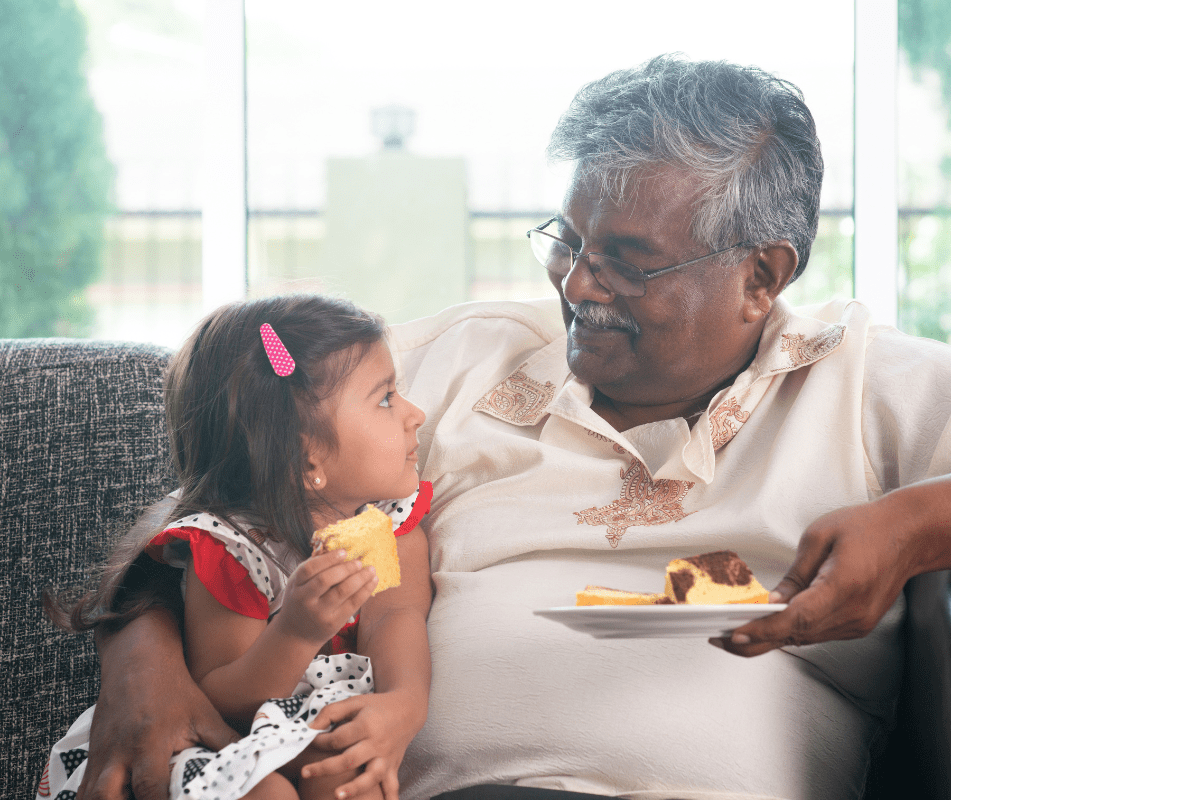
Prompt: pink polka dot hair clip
<box><xmin>259</xmin><ymin>323</ymin><xmax>295</xmax><ymax>377</ymax></box>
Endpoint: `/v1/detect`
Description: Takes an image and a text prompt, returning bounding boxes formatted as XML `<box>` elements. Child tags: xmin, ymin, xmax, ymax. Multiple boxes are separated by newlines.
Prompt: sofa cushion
<box><xmin>0</xmin><ymin>338</ymin><xmax>175</xmax><ymax>798</ymax></box>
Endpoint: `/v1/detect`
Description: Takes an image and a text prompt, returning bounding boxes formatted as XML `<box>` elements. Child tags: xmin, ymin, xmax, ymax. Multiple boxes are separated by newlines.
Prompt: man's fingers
<box><xmin>717</xmin><ymin>577</ymin><xmax>841</xmax><ymax>657</ymax></box>
<box><xmin>129</xmin><ymin>758</ymin><xmax>172</xmax><ymax>800</ymax></box>
<box><xmin>193</xmin><ymin>714</ymin><xmax>240</xmax><ymax>752</ymax></box>
<box><xmin>769</xmin><ymin>529</ymin><xmax>834</xmax><ymax>603</ymax></box>
<box><xmin>79</xmin><ymin>763</ymin><xmax>129</xmax><ymax>800</ymax></box>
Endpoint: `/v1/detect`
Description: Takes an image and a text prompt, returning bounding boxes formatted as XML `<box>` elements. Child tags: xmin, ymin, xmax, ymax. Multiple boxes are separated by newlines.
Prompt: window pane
<box><xmin>897</xmin><ymin>0</ymin><xmax>951</xmax><ymax>342</ymax></box>
<box><xmin>0</xmin><ymin>0</ymin><xmax>207</xmax><ymax>345</ymax></box>
<box><xmin>245</xmin><ymin>0</ymin><xmax>854</xmax><ymax>323</ymax></box>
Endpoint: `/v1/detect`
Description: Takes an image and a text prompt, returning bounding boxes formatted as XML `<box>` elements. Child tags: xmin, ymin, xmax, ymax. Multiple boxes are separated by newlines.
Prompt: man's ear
<box><xmin>743</xmin><ymin>241</ymin><xmax>798</xmax><ymax>323</ymax></box>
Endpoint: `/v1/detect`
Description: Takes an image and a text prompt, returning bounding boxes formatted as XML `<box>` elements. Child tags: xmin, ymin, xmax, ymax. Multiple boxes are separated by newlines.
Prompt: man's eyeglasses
<box><xmin>525</xmin><ymin>218</ymin><xmax>749</xmax><ymax>298</ymax></box>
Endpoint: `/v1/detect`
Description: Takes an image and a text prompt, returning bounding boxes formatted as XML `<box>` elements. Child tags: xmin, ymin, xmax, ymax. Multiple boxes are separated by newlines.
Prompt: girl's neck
<box><xmin>309</xmin><ymin>500</ymin><xmax>359</xmax><ymax>532</ymax></box>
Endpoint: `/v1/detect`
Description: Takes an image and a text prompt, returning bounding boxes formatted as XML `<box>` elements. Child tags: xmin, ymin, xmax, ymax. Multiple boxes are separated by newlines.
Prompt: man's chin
<box><xmin>565</xmin><ymin>334</ymin><xmax>631</xmax><ymax>386</ymax></box>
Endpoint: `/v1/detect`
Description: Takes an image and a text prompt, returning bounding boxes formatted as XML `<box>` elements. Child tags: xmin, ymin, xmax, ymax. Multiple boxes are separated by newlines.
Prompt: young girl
<box><xmin>42</xmin><ymin>294</ymin><xmax>432</xmax><ymax>800</ymax></box>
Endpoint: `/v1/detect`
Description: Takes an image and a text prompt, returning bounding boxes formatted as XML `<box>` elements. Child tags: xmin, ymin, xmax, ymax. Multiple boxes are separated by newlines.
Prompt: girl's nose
<box><xmin>403</xmin><ymin>397</ymin><xmax>426</xmax><ymax>428</ymax></box>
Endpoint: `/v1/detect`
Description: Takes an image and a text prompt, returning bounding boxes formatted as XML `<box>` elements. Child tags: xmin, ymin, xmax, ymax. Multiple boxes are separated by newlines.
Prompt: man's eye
<box><xmin>558</xmin><ymin>227</ymin><xmax>581</xmax><ymax>250</ymax></box>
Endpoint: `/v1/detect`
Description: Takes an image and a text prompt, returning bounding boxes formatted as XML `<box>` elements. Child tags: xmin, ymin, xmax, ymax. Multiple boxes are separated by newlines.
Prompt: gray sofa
<box><xmin>0</xmin><ymin>337</ymin><xmax>948</xmax><ymax>800</ymax></box>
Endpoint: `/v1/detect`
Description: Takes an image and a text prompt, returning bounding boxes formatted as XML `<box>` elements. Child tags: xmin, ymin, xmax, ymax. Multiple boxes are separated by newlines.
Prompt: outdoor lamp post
<box><xmin>371</xmin><ymin>104</ymin><xmax>416</xmax><ymax>150</ymax></box>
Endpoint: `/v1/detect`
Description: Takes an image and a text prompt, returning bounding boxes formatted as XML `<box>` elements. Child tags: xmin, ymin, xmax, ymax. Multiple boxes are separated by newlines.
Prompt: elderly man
<box><xmin>81</xmin><ymin>56</ymin><xmax>949</xmax><ymax>800</ymax></box>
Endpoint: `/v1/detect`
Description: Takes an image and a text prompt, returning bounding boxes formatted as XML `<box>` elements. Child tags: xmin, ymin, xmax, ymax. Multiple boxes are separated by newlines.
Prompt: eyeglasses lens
<box><xmin>529</xmin><ymin>229</ymin><xmax>570</xmax><ymax>275</ymax></box>
<box><xmin>589</xmin><ymin>256</ymin><xmax>646</xmax><ymax>297</ymax></box>
<box><xmin>528</xmin><ymin>228</ymin><xmax>647</xmax><ymax>297</ymax></box>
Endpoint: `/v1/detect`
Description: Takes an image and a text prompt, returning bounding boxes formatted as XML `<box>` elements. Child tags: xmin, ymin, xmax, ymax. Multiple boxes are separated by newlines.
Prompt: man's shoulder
<box><xmin>784</xmin><ymin>296</ymin><xmax>948</xmax><ymax>360</ymax></box>
<box><xmin>388</xmin><ymin>298</ymin><xmax>565</xmax><ymax>353</ymax></box>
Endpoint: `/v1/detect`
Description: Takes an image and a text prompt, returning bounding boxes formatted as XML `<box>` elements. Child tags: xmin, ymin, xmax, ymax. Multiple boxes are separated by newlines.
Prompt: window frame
<box><xmin>204</xmin><ymin>0</ymin><xmax>903</xmax><ymax>325</ymax></box>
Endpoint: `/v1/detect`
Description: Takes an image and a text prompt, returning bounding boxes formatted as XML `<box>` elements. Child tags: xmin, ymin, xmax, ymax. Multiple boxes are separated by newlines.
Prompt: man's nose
<box><xmin>562</xmin><ymin>253</ymin><xmax>616</xmax><ymax>306</ymax></box>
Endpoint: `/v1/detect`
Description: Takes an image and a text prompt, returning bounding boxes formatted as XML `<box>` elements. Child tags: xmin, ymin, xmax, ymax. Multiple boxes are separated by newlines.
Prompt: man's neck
<box><xmin>585</xmin><ymin>320</ymin><xmax>765</xmax><ymax>433</ymax></box>
<box><xmin>590</xmin><ymin>390</ymin><xmax>711</xmax><ymax>433</ymax></box>
<box><xmin>589</xmin><ymin>350</ymin><xmax>753</xmax><ymax>432</ymax></box>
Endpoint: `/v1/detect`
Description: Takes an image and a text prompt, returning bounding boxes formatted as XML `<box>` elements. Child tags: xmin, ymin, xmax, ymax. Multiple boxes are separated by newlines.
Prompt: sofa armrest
<box><xmin>863</xmin><ymin>569</ymin><xmax>950</xmax><ymax>800</ymax></box>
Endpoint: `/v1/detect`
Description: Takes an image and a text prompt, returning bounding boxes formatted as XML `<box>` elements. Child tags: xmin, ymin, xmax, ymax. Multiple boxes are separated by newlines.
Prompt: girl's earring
<box><xmin>314</xmin><ymin>477</ymin><xmax>321</xmax><ymax>486</ymax></box>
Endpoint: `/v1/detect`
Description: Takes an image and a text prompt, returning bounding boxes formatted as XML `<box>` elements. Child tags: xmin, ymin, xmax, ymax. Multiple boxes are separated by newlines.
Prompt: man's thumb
<box><xmin>769</xmin><ymin>573</ymin><xmax>804</xmax><ymax>604</ymax></box>
<box><xmin>195</xmin><ymin>714</ymin><xmax>240</xmax><ymax>751</ymax></box>
<box><xmin>769</xmin><ymin>530</ymin><xmax>832</xmax><ymax>603</ymax></box>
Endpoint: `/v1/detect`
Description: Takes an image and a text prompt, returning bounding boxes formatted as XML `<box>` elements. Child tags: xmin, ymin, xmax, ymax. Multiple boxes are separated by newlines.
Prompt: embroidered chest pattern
<box><xmin>472</xmin><ymin>365</ymin><xmax>555</xmax><ymax>424</ymax></box>
<box><xmin>574</xmin><ymin>445</ymin><xmax>695</xmax><ymax>548</ymax></box>
<box><xmin>709</xmin><ymin>396</ymin><xmax>750</xmax><ymax>451</ymax></box>
<box><xmin>780</xmin><ymin>325</ymin><xmax>846</xmax><ymax>368</ymax></box>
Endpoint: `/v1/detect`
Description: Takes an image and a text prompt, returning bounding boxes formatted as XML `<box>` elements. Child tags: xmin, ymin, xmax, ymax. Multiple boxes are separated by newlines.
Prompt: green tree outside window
<box><xmin>898</xmin><ymin>0</ymin><xmax>951</xmax><ymax>344</ymax></box>
<box><xmin>1</xmin><ymin>0</ymin><xmax>113</xmax><ymax>338</ymax></box>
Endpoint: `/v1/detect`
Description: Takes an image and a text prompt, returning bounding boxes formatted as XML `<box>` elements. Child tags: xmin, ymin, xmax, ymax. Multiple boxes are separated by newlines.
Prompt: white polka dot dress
<box><xmin>40</xmin><ymin>484</ymin><xmax>430</xmax><ymax>800</ymax></box>
<box><xmin>167</xmin><ymin>653</ymin><xmax>375</xmax><ymax>799</ymax></box>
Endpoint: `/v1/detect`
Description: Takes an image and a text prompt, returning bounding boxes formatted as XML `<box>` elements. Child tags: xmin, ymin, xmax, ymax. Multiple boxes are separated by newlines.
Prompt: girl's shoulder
<box><xmin>146</xmin><ymin>511</ymin><xmax>297</xmax><ymax>617</ymax></box>
<box><xmin>369</xmin><ymin>480</ymin><xmax>433</xmax><ymax>536</ymax></box>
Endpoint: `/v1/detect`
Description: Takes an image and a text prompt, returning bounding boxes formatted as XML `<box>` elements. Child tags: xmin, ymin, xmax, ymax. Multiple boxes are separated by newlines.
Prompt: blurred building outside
<box><xmin>33</xmin><ymin>0</ymin><xmax>948</xmax><ymax>349</ymax></box>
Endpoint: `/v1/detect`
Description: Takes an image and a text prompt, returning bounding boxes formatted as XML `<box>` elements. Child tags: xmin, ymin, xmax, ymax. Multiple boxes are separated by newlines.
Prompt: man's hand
<box><xmin>712</xmin><ymin>475</ymin><xmax>950</xmax><ymax>658</ymax></box>
<box><xmin>79</xmin><ymin>608</ymin><xmax>238</xmax><ymax>800</ymax></box>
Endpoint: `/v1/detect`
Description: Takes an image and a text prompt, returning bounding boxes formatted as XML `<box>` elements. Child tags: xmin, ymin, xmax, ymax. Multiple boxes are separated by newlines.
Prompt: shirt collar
<box><xmin>471</xmin><ymin>297</ymin><xmax>846</xmax><ymax>483</ymax></box>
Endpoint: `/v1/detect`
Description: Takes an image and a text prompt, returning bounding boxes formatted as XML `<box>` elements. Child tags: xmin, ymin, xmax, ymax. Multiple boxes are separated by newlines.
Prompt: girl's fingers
<box><xmin>307</xmin><ymin>694</ymin><xmax>367</xmax><ymax>732</ymax></box>
<box><xmin>341</xmin><ymin>570</ymin><xmax>379</xmax><ymax>611</ymax></box>
<box><xmin>300</xmin><ymin>741</ymin><xmax>368</xmax><ymax>783</ymax></box>
<box><xmin>382</xmin><ymin>765</ymin><xmax>401</xmax><ymax>800</ymax></box>
<box><xmin>333</xmin><ymin>758</ymin><xmax>388</xmax><ymax>800</ymax></box>
<box><xmin>321</xmin><ymin>565</ymin><xmax>378</xmax><ymax>610</ymax></box>
<box><xmin>291</xmin><ymin>550</ymin><xmax>349</xmax><ymax>583</ymax></box>
<box><xmin>312</xmin><ymin>560</ymin><xmax>371</xmax><ymax>596</ymax></box>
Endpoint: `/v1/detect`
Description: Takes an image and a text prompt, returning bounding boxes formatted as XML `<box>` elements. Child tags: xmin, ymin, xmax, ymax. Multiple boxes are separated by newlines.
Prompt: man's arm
<box><xmin>714</xmin><ymin>474</ymin><xmax>949</xmax><ymax>657</ymax></box>
<box><xmin>79</xmin><ymin>607</ymin><xmax>238</xmax><ymax>800</ymax></box>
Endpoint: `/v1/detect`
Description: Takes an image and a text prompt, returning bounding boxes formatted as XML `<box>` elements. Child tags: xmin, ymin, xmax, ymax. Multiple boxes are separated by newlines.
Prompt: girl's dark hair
<box><xmin>44</xmin><ymin>293</ymin><xmax>387</xmax><ymax>633</ymax></box>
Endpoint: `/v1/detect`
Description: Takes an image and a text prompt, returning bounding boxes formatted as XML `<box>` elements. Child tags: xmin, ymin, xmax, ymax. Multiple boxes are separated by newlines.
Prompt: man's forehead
<box><xmin>561</xmin><ymin>163</ymin><xmax>704</xmax><ymax>250</ymax></box>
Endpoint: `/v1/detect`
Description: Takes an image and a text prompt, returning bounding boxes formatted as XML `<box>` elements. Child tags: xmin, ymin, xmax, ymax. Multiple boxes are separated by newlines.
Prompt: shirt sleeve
<box><xmin>860</xmin><ymin>326</ymin><xmax>952</xmax><ymax>494</ymax></box>
<box><xmin>145</xmin><ymin>526</ymin><xmax>271</xmax><ymax>619</ymax></box>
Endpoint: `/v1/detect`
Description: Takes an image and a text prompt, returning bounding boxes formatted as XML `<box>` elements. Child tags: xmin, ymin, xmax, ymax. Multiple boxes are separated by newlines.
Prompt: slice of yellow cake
<box><xmin>663</xmin><ymin>550</ymin><xmax>769</xmax><ymax>604</ymax></box>
<box><xmin>311</xmin><ymin>506</ymin><xmax>400</xmax><ymax>596</ymax></box>
<box><xmin>575</xmin><ymin>585</ymin><xmax>674</xmax><ymax>606</ymax></box>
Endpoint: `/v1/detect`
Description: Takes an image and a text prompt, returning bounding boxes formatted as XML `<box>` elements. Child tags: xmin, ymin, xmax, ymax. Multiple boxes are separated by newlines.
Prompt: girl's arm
<box><xmin>185</xmin><ymin>550</ymin><xmax>379</xmax><ymax>726</ymax></box>
<box><xmin>301</xmin><ymin>524</ymin><xmax>433</xmax><ymax>799</ymax></box>
<box><xmin>360</xmin><ymin>522</ymin><xmax>432</xmax><ymax>706</ymax></box>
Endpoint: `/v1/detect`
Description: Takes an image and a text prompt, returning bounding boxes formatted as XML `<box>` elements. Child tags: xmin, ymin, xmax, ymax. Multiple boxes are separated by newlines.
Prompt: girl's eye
<box><xmin>379</xmin><ymin>391</ymin><xmax>396</xmax><ymax>408</ymax></box>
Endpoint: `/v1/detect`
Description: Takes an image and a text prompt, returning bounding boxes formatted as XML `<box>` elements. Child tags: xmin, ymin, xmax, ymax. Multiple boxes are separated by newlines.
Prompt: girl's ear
<box><xmin>301</xmin><ymin>434</ymin><xmax>328</xmax><ymax>491</ymax></box>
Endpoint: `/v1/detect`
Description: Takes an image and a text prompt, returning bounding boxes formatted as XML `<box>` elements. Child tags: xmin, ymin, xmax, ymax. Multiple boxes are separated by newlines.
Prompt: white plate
<box><xmin>532</xmin><ymin>604</ymin><xmax>787</xmax><ymax>639</ymax></box>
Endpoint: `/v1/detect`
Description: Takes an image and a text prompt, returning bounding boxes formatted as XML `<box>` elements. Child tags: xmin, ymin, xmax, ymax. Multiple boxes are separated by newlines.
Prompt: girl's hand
<box><xmin>273</xmin><ymin>550</ymin><xmax>378</xmax><ymax>648</ymax></box>
<box><xmin>301</xmin><ymin>691</ymin><xmax>426</xmax><ymax>800</ymax></box>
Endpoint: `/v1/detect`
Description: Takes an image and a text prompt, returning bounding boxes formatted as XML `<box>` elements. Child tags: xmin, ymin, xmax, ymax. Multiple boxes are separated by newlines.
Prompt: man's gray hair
<box><xmin>548</xmin><ymin>54</ymin><xmax>824</xmax><ymax>283</ymax></box>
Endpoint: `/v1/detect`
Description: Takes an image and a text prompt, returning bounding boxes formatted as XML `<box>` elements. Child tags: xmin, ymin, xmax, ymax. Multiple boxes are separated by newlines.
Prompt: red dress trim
<box><xmin>146</xmin><ymin>527</ymin><xmax>270</xmax><ymax>620</ymax></box>
<box><xmin>395</xmin><ymin>481</ymin><xmax>432</xmax><ymax>536</ymax></box>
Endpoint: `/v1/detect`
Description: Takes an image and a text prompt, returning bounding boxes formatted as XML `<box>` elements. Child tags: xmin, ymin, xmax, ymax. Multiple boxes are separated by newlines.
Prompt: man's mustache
<box><xmin>569</xmin><ymin>301</ymin><xmax>641</xmax><ymax>335</ymax></box>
